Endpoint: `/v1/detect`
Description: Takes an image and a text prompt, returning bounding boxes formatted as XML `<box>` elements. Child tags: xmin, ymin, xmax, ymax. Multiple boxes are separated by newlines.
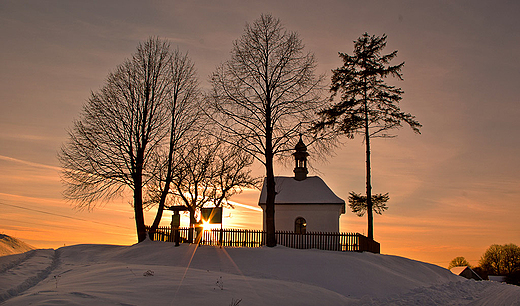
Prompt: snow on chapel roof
<box><xmin>258</xmin><ymin>176</ymin><xmax>345</xmax><ymax>205</ymax></box>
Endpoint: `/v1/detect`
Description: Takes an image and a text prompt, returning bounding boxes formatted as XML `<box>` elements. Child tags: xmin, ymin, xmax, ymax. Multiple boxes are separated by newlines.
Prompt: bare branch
<box><xmin>204</xmin><ymin>14</ymin><xmax>325</xmax><ymax>246</ymax></box>
<box><xmin>58</xmin><ymin>37</ymin><xmax>195</xmax><ymax>242</ymax></box>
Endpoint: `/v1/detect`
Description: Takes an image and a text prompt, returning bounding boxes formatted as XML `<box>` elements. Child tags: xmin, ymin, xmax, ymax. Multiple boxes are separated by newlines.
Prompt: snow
<box><xmin>1</xmin><ymin>241</ymin><xmax>519</xmax><ymax>305</ymax></box>
<box><xmin>0</xmin><ymin>234</ymin><xmax>34</xmax><ymax>256</ymax></box>
<box><xmin>450</xmin><ymin>266</ymin><xmax>468</xmax><ymax>275</ymax></box>
<box><xmin>258</xmin><ymin>176</ymin><xmax>345</xmax><ymax>204</ymax></box>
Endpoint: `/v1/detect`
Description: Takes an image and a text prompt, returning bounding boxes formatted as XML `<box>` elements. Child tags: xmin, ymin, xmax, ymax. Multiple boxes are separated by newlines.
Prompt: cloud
<box><xmin>0</xmin><ymin>155</ymin><xmax>61</xmax><ymax>171</ymax></box>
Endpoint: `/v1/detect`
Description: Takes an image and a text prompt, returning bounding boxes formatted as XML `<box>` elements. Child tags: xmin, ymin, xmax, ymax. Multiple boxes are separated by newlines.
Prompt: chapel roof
<box><xmin>258</xmin><ymin>176</ymin><xmax>345</xmax><ymax>206</ymax></box>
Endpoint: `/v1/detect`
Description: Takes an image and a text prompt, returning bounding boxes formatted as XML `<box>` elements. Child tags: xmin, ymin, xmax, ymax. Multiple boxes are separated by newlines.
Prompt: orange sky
<box><xmin>1</xmin><ymin>0</ymin><xmax>519</xmax><ymax>268</ymax></box>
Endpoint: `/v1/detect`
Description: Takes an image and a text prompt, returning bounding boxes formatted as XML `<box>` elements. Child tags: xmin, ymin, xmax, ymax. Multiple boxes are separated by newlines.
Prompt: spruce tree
<box><xmin>313</xmin><ymin>33</ymin><xmax>421</xmax><ymax>240</ymax></box>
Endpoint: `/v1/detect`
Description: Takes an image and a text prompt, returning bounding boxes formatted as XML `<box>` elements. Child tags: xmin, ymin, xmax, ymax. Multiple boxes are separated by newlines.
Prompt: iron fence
<box><xmin>146</xmin><ymin>226</ymin><xmax>380</xmax><ymax>253</ymax></box>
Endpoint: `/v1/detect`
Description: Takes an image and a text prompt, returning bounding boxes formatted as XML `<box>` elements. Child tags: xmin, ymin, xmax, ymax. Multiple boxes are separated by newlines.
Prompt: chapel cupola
<box><xmin>293</xmin><ymin>136</ymin><xmax>309</xmax><ymax>181</ymax></box>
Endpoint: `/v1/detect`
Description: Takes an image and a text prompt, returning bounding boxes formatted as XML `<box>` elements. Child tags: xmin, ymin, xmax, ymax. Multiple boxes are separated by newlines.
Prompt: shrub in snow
<box><xmin>143</xmin><ymin>270</ymin><xmax>154</xmax><ymax>276</ymax></box>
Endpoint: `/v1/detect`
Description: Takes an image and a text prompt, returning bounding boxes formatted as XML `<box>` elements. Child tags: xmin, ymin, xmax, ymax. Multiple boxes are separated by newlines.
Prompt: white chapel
<box><xmin>258</xmin><ymin>138</ymin><xmax>345</xmax><ymax>233</ymax></box>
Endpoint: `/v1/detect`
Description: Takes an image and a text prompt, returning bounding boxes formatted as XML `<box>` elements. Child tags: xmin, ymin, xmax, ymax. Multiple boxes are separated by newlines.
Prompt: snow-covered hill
<box><xmin>0</xmin><ymin>239</ymin><xmax>519</xmax><ymax>305</ymax></box>
<box><xmin>0</xmin><ymin>234</ymin><xmax>34</xmax><ymax>257</ymax></box>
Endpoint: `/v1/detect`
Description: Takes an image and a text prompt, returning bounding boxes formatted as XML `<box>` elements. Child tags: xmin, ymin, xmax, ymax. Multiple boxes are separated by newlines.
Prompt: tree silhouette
<box><xmin>348</xmin><ymin>191</ymin><xmax>389</xmax><ymax>217</ymax></box>
<box><xmin>146</xmin><ymin>48</ymin><xmax>201</xmax><ymax>238</ymax></box>
<box><xmin>59</xmin><ymin>38</ymin><xmax>200</xmax><ymax>242</ymax></box>
<box><xmin>448</xmin><ymin>256</ymin><xmax>470</xmax><ymax>269</ymax></box>
<box><xmin>168</xmin><ymin>137</ymin><xmax>258</xmax><ymax>228</ymax></box>
<box><xmin>479</xmin><ymin>243</ymin><xmax>520</xmax><ymax>277</ymax></box>
<box><xmin>207</xmin><ymin>14</ymin><xmax>324</xmax><ymax>247</ymax></box>
<box><xmin>312</xmin><ymin>33</ymin><xmax>421</xmax><ymax>240</ymax></box>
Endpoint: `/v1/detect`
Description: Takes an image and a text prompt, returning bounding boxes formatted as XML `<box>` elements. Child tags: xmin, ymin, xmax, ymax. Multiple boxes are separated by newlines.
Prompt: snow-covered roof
<box><xmin>258</xmin><ymin>176</ymin><xmax>345</xmax><ymax>205</ymax></box>
<box><xmin>450</xmin><ymin>266</ymin><xmax>483</xmax><ymax>280</ymax></box>
<box><xmin>449</xmin><ymin>266</ymin><xmax>468</xmax><ymax>275</ymax></box>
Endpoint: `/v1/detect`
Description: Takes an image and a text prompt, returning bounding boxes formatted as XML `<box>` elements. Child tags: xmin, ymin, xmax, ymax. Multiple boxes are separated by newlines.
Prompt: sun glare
<box><xmin>201</xmin><ymin>220</ymin><xmax>212</xmax><ymax>231</ymax></box>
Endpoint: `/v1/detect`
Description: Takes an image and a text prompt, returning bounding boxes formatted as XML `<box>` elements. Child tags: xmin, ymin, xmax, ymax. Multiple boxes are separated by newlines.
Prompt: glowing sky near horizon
<box><xmin>1</xmin><ymin>0</ymin><xmax>519</xmax><ymax>268</ymax></box>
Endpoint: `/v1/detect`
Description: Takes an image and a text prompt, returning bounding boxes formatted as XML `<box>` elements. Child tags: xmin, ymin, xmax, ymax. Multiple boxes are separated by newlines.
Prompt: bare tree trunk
<box><xmin>265</xmin><ymin>152</ymin><xmax>277</xmax><ymax>247</ymax></box>
<box><xmin>188</xmin><ymin>207</ymin><xmax>197</xmax><ymax>243</ymax></box>
<box><xmin>265</xmin><ymin>100</ymin><xmax>276</xmax><ymax>247</ymax></box>
<box><xmin>365</xmin><ymin>128</ymin><xmax>373</xmax><ymax>240</ymax></box>
<box><xmin>134</xmin><ymin>166</ymin><xmax>147</xmax><ymax>243</ymax></box>
<box><xmin>364</xmin><ymin>95</ymin><xmax>373</xmax><ymax>240</ymax></box>
<box><xmin>148</xmin><ymin>180</ymin><xmax>170</xmax><ymax>240</ymax></box>
<box><xmin>148</xmin><ymin>121</ymin><xmax>176</xmax><ymax>239</ymax></box>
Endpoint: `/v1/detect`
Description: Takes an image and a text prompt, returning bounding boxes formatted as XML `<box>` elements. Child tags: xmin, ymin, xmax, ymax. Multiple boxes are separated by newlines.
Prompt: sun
<box><xmin>201</xmin><ymin>220</ymin><xmax>212</xmax><ymax>231</ymax></box>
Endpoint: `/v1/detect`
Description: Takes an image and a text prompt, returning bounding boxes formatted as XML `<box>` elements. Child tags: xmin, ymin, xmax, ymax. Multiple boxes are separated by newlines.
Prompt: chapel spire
<box><xmin>293</xmin><ymin>135</ymin><xmax>309</xmax><ymax>181</ymax></box>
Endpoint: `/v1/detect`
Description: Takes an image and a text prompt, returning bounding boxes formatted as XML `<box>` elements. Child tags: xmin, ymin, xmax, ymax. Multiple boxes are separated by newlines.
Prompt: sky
<box><xmin>1</xmin><ymin>0</ymin><xmax>519</xmax><ymax>268</ymax></box>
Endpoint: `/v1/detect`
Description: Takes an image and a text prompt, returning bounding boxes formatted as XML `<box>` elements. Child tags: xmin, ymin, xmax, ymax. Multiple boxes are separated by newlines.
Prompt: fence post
<box><xmin>195</xmin><ymin>226</ymin><xmax>202</xmax><ymax>244</ymax></box>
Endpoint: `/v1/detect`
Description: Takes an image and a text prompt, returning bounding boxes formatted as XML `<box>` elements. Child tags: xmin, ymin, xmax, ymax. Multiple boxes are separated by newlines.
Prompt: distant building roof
<box><xmin>450</xmin><ymin>266</ymin><xmax>482</xmax><ymax>281</ymax></box>
<box><xmin>258</xmin><ymin>176</ymin><xmax>345</xmax><ymax>207</ymax></box>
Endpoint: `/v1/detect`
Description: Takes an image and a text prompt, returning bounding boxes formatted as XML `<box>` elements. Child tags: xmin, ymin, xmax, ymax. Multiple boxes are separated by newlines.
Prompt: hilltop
<box><xmin>0</xmin><ymin>234</ymin><xmax>34</xmax><ymax>257</ymax></box>
<box><xmin>1</xmin><ymin>240</ymin><xmax>519</xmax><ymax>305</ymax></box>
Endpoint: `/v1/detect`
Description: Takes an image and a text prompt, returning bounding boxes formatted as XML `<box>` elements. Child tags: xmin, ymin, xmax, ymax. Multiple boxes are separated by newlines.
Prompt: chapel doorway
<box><xmin>295</xmin><ymin>217</ymin><xmax>307</xmax><ymax>234</ymax></box>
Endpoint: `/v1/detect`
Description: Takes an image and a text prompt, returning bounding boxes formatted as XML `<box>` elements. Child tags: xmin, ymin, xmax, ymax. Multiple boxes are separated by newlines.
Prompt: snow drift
<box><xmin>1</xmin><ymin>239</ymin><xmax>519</xmax><ymax>305</ymax></box>
<box><xmin>0</xmin><ymin>234</ymin><xmax>34</xmax><ymax>256</ymax></box>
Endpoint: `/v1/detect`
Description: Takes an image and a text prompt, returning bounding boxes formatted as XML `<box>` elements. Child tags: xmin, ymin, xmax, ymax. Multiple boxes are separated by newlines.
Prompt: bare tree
<box><xmin>312</xmin><ymin>33</ymin><xmax>421</xmax><ymax>240</ymax></box>
<box><xmin>169</xmin><ymin>137</ymin><xmax>258</xmax><ymax>241</ymax></box>
<box><xmin>146</xmin><ymin>49</ymin><xmax>201</xmax><ymax>238</ymax></box>
<box><xmin>206</xmin><ymin>14</ymin><xmax>324</xmax><ymax>247</ymax></box>
<box><xmin>211</xmin><ymin>144</ymin><xmax>261</xmax><ymax>208</ymax></box>
<box><xmin>59</xmin><ymin>37</ymin><xmax>194</xmax><ymax>243</ymax></box>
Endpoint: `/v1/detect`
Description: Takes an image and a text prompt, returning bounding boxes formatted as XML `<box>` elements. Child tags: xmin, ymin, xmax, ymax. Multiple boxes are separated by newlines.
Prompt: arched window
<box><xmin>295</xmin><ymin>217</ymin><xmax>307</xmax><ymax>234</ymax></box>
